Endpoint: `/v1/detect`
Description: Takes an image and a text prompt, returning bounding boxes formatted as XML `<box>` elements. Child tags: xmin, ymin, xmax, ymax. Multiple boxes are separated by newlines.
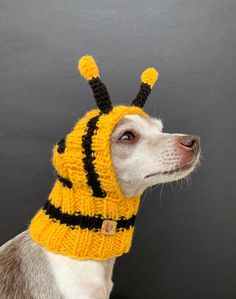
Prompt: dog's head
<box><xmin>111</xmin><ymin>115</ymin><xmax>200</xmax><ymax>197</ymax></box>
<box><xmin>53</xmin><ymin>55</ymin><xmax>200</xmax><ymax>199</ymax></box>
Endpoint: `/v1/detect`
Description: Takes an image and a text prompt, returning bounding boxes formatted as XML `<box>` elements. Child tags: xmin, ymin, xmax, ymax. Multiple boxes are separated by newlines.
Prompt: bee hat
<box><xmin>30</xmin><ymin>55</ymin><xmax>158</xmax><ymax>260</ymax></box>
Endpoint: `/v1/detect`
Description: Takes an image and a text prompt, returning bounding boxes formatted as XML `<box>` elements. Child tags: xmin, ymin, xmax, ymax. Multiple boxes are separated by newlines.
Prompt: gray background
<box><xmin>0</xmin><ymin>0</ymin><xmax>236</xmax><ymax>298</ymax></box>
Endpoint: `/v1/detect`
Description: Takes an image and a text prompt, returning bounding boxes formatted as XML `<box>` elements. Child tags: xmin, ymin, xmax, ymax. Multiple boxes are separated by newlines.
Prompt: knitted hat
<box><xmin>29</xmin><ymin>55</ymin><xmax>159</xmax><ymax>260</ymax></box>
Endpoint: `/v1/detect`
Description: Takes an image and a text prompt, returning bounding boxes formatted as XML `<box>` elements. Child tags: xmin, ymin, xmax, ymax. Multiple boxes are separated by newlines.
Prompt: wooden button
<box><xmin>101</xmin><ymin>220</ymin><xmax>117</xmax><ymax>235</ymax></box>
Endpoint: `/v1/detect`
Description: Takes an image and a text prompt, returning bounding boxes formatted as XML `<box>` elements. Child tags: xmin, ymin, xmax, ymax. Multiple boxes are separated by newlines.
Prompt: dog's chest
<box><xmin>45</xmin><ymin>250</ymin><xmax>115</xmax><ymax>298</ymax></box>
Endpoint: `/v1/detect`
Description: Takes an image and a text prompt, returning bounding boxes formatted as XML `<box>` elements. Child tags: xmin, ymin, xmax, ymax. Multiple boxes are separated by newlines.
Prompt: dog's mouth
<box><xmin>145</xmin><ymin>162</ymin><xmax>194</xmax><ymax>179</ymax></box>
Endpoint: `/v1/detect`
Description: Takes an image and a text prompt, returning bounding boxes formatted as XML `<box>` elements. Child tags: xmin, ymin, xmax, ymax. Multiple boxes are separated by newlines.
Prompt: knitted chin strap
<box><xmin>29</xmin><ymin>55</ymin><xmax>159</xmax><ymax>261</ymax></box>
<box><xmin>78</xmin><ymin>55</ymin><xmax>159</xmax><ymax>112</ymax></box>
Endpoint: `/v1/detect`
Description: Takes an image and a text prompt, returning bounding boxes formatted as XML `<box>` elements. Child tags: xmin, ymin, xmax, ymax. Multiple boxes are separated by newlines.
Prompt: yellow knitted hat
<box><xmin>29</xmin><ymin>55</ymin><xmax>159</xmax><ymax>260</ymax></box>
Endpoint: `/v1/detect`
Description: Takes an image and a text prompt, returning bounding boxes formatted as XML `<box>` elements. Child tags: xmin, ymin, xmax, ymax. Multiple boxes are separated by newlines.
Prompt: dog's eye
<box><xmin>119</xmin><ymin>131</ymin><xmax>135</xmax><ymax>142</ymax></box>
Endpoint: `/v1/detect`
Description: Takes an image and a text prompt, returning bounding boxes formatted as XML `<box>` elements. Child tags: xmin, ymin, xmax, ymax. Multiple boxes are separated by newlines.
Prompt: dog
<box><xmin>0</xmin><ymin>56</ymin><xmax>200</xmax><ymax>299</ymax></box>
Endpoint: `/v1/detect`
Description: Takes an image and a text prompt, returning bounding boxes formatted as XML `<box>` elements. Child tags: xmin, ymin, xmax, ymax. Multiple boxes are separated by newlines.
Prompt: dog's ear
<box><xmin>78</xmin><ymin>55</ymin><xmax>113</xmax><ymax>114</ymax></box>
<box><xmin>132</xmin><ymin>67</ymin><xmax>159</xmax><ymax>108</ymax></box>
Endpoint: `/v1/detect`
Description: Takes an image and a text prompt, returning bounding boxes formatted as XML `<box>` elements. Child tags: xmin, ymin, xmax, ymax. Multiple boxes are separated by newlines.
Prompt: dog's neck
<box><xmin>29</xmin><ymin>177</ymin><xmax>141</xmax><ymax>261</ymax></box>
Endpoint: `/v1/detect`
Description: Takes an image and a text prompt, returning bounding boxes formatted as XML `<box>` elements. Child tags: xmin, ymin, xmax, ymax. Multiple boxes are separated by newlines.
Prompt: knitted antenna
<box><xmin>78</xmin><ymin>56</ymin><xmax>113</xmax><ymax>114</ymax></box>
<box><xmin>132</xmin><ymin>68</ymin><xmax>159</xmax><ymax>108</ymax></box>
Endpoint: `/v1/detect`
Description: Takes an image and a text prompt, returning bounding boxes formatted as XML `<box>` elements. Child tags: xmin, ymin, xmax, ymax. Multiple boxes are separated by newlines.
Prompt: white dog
<box><xmin>0</xmin><ymin>113</ymin><xmax>200</xmax><ymax>299</ymax></box>
<box><xmin>0</xmin><ymin>55</ymin><xmax>200</xmax><ymax>299</ymax></box>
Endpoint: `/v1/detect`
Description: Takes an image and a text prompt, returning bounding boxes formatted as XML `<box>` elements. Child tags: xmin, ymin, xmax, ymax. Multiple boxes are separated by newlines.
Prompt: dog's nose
<box><xmin>179</xmin><ymin>135</ymin><xmax>200</xmax><ymax>154</ymax></box>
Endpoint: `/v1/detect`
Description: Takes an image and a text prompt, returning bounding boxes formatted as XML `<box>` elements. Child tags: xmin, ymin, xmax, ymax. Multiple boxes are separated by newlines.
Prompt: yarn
<box><xmin>29</xmin><ymin>56</ymin><xmax>159</xmax><ymax>261</ymax></box>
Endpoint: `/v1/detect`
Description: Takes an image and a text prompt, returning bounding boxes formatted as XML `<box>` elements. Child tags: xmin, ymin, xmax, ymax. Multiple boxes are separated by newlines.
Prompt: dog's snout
<box><xmin>179</xmin><ymin>135</ymin><xmax>200</xmax><ymax>154</ymax></box>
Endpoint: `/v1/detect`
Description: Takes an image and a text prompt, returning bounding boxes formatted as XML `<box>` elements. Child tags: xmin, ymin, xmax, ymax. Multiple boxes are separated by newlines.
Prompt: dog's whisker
<box><xmin>170</xmin><ymin>181</ymin><xmax>176</xmax><ymax>196</ymax></box>
<box><xmin>152</xmin><ymin>184</ymin><xmax>161</xmax><ymax>192</ymax></box>
<box><xmin>186</xmin><ymin>175</ymin><xmax>190</xmax><ymax>189</ymax></box>
<box><xmin>159</xmin><ymin>183</ymin><xmax>165</xmax><ymax>205</ymax></box>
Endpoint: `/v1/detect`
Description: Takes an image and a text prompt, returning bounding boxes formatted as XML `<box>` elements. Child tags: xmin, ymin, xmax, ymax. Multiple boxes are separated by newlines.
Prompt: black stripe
<box><xmin>82</xmin><ymin>114</ymin><xmax>107</xmax><ymax>198</ymax></box>
<box><xmin>57</xmin><ymin>175</ymin><xmax>73</xmax><ymax>189</ymax></box>
<box><xmin>132</xmin><ymin>82</ymin><xmax>151</xmax><ymax>108</ymax></box>
<box><xmin>88</xmin><ymin>78</ymin><xmax>113</xmax><ymax>114</ymax></box>
<box><xmin>57</xmin><ymin>138</ymin><xmax>66</xmax><ymax>154</ymax></box>
<box><xmin>43</xmin><ymin>200</ymin><xmax>136</xmax><ymax>231</ymax></box>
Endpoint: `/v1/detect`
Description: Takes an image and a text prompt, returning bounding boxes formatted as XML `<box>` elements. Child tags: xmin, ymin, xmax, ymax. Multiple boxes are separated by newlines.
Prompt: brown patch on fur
<box><xmin>0</xmin><ymin>234</ymin><xmax>33</xmax><ymax>298</ymax></box>
<box><xmin>0</xmin><ymin>231</ymin><xmax>63</xmax><ymax>299</ymax></box>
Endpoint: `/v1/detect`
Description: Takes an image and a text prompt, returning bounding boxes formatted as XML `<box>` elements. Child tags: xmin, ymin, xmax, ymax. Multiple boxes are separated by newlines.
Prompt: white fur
<box><xmin>45</xmin><ymin>250</ymin><xmax>115</xmax><ymax>299</ymax></box>
<box><xmin>111</xmin><ymin>115</ymin><xmax>200</xmax><ymax>197</ymax></box>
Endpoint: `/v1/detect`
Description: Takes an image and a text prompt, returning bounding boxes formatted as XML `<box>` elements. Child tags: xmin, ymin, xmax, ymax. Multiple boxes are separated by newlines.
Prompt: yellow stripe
<box><xmin>49</xmin><ymin>181</ymin><xmax>140</xmax><ymax>219</ymax></box>
<box><xmin>30</xmin><ymin>209</ymin><xmax>134</xmax><ymax>261</ymax></box>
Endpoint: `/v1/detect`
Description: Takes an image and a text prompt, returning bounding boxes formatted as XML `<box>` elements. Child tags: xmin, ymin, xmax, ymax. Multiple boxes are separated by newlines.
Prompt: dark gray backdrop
<box><xmin>1</xmin><ymin>0</ymin><xmax>236</xmax><ymax>298</ymax></box>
